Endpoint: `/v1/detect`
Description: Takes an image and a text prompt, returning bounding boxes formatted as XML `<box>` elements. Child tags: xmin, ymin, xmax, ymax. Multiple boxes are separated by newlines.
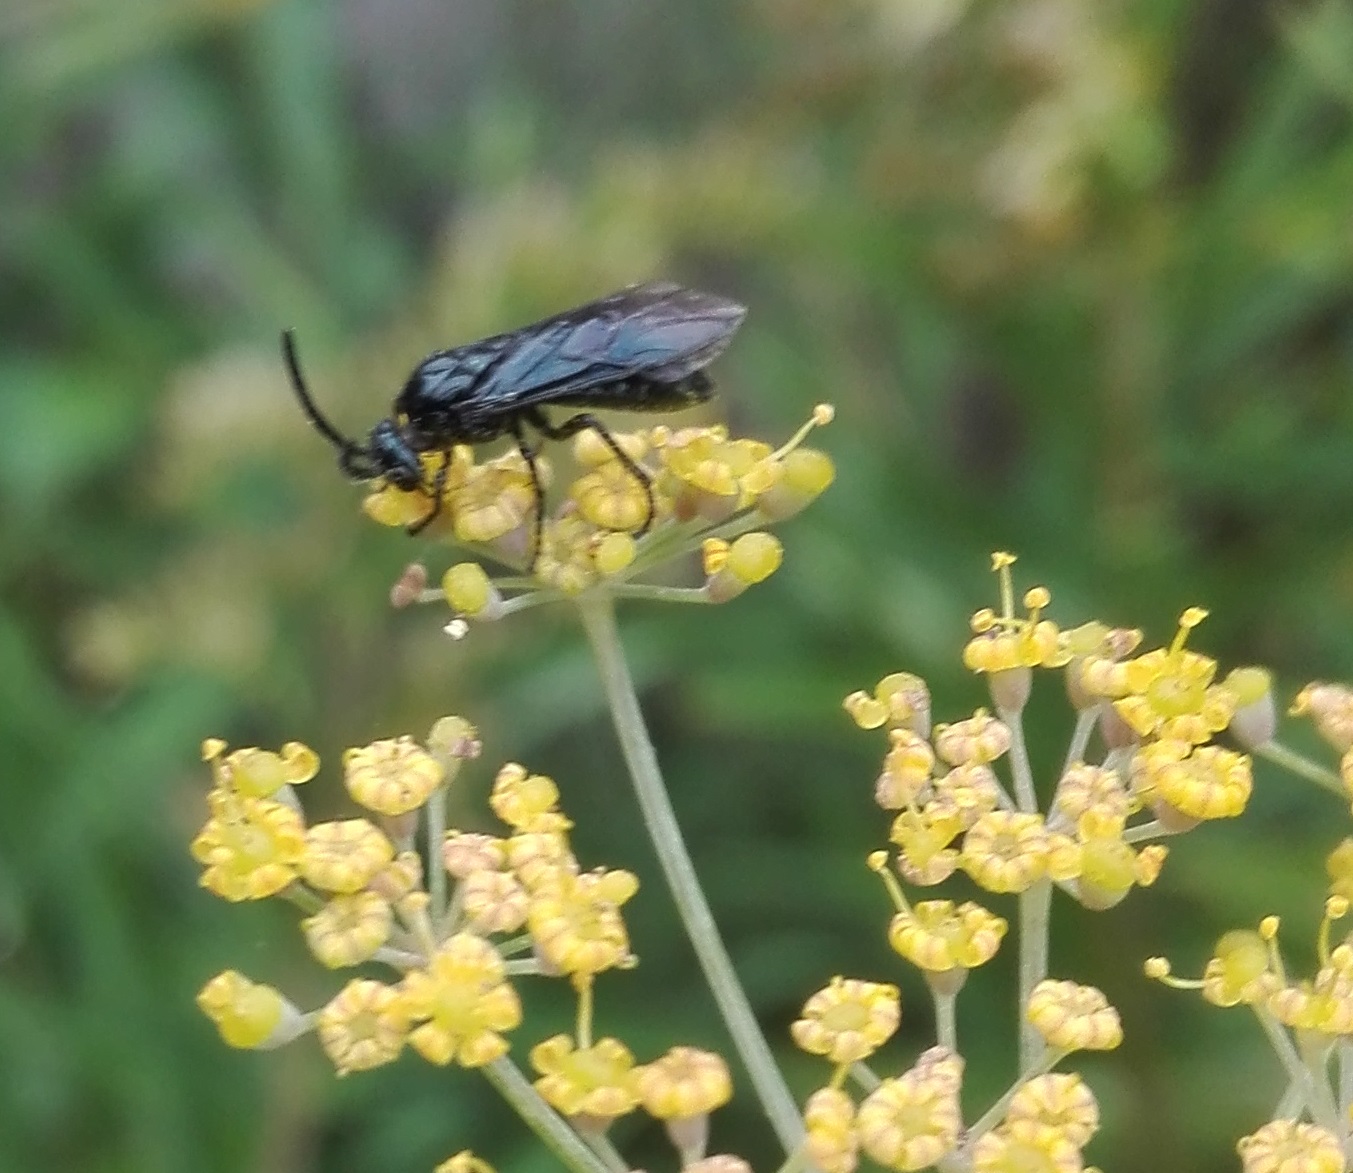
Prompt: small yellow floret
<box><xmin>593</xmin><ymin>531</ymin><xmax>636</xmax><ymax>576</ymax></box>
<box><xmin>301</xmin><ymin>818</ymin><xmax>395</xmax><ymax>893</ymax></box>
<box><xmin>442</xmin><ymin>563</ymin><xmax>495</xmax><ymax>616</ymax></box>
<box><xmin>1292</xmin><ymin>683</ymin><xmax>1353</xmax><ymax>753</ymax></box>
<box><xmin>363</xmin><ymin>483</ymin><xmax>435</xmax><ymax>528</ymax></box>
<box><xmin>530</xmin><ymin>1034</ymin><xmax>642</xmax><ymax>1123</ymax></box>
<box><xmin>528</xmin><ymin>869</ymin><xmax>635</xmax><ymax>977</ymax></box>
<box><xmin>636</xmin><ymin>1046</ymin><xmax>732</xmax><ymax>1119</ymax></box>
<box><xmin>855</xmin><ymin>1047</ymin><xmax>964</xmax><ymax>1171</ymax></box>
<box><xmin>1006</xmin><ymin>1073</ymin><xmax>1099</xmax><ymax>1147</ymax></box>
<box><xmin>344</xmin><ymin>736</ymin><xmax>444</xmax><ymax>816</ymax></box>
<box><xmin>875</xmin><ymin>730</ymin><xmax>936</xmax><ymax>810</ymax></box>
<box><xmin>571</xmin><ymin>462</ymin><xmax>653</xmax><ymax>532</ymax></box>
<box><xmin>888</xmin><ymin>900</ymin><xmax>1007</xmax><ymax>975</ymax></box>
<box><xmin>971</xmin><ymin>1119</ymin><xmax>1084</xmax><ymax>1173</ymax></box>
<box><xmin>302</xmin><ymin>891</ymin><xmax>393</xmax><ymax>968</ymax></box>
<box><xmin>203</xmin><ymin>739</ymin><xmax>319</xmax><ymax>798</ymax></box>
<box><xmin>435</xmin><ymin>1152</ymin><xmax>496</xmax><ymax>1173</ymax></box>
<box><xmin>933</xmin><ymin>711</ymin><xmax>1011</xmax><ymax>766</ymax></box>
<box><xmin>316</xmin><ymin>978</ymin><xmax>408</xmax><ymax>1075</ymax></box>
<box><xmin>790</xmin><ymin>976</ymin><xmax>901</xmax><ymax>1064</ymax></box>
<box><xmin>960</xmin><ymin>811</ymin><xmax>1052</xmax><ymax>894</ymax></box>
<box><xmin>1200</xmin><ymin>930</ymin><xmax>1278</xmax><ymax>1007</ymax></box>
<box><xmin>190</xmin><ymin>791</ymin><xmax>306</xmax><ymax>902</ymax></box>
<box><xmin>442</xmin><ymin>832</ymin><xmax>508</xmax><ymax>879</ymax></box>
<box><xmin>1026</xmin><ymin>979</ymin><xmax>1122</xmax><ymax>1051</ymax></box>
<box><xmin>401</xmin><ymin>933</ymin><xmax>523</xmax><ymax>1068</ymax></box>
<box><xmin>844</xmin><ymin>673</ymin><xmax>932</xmax><ymax>734</ymax></box>
<box><xmin>461</xmin><ymin>868</ymin><xmax>530</xmax><ymax>935</ymax></box>
<box><xmin>490</xmin><ymin>762</ymin><xmax>565</xmax><ymax>832</ymax></box>
<box><xmin>196</xmin><ymin>970</ymin><xmax>298</xmax><ymax>1049</ymax></box>
<box><xmin>802</xmin><ymin>1086</ymin><xmax>858</xmax><ymax>1173</ymax></box>
<box><xmin>704</xmin><ymin>532</ymin><xmax>783</xmax><ymax>602</ymax></box>
<box><xmin>1237</xmin><ymin>1119</ymin><xmax>1344</xmax><ymax>1173</ymax></box>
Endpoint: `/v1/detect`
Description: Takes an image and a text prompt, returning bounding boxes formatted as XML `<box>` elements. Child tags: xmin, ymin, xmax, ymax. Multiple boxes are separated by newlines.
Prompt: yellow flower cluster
<box><xmin>793</xmin><ymin>987</ymin><xmax>1109</xmax><ymax>1173</ymax></box>
<box><xmin>1077</xmin><ymin>606</ymin><xmax>1256</xmax><ymax>828</ymax></box>
<box><xmin>192</xmin><ymin>722</ymin><xmax>743</xmax><ymax>1163</ymax></box>
<box><xmin>848</xmin><ymin>554</ymin><xmax>1264</xmax><ymax>957</ymax></box>
<box><xmin>359</xmin><ymin>407</ymin><xmax>834</xmax><ymax>600</ymax></box>
<box><xmin>799</xmin><ymin>1038</ymin><xmax>1096</xmax><ymax>1173</ymax></box>
<box><xmin>856</xmin><ymin>696</ymin><xmax>1165</xmax><ymax>920</ymax></box>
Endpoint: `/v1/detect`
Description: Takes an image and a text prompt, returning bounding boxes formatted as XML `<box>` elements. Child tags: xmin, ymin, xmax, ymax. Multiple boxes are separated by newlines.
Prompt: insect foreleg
<box><xmin>524</xmin><ymin>408</ymin><xmax>655</xmax><ymax>536</ymax></box>
<box><xmin>407</xmin><ymin>448</ymin><xmax>451</xmax><ymax>535</ymax></box>
<box><xmin>509</xmin><ymin>418</ymin><xmax>546</xmax><ymax>568</ymax></box>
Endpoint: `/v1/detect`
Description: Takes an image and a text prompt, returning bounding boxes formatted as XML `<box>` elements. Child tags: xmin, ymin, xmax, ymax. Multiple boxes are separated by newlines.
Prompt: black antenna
<box><xmin>281</xmin><ymin>330</ymin><xmax>358</xmax><ymax>454</ymax></box>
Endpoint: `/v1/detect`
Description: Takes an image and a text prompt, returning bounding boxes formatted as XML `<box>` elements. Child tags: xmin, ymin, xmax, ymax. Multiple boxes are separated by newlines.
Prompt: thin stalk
<box><xmin>1255</xmin><ymin>741</ymin><xmax>1345</xmax><ymax>797</ymax></box>
<box><xmin>1123</xmin><ymin>819</ymin><xmax>1184</xmax><ymax>845</ymax></box>
<box><xmin>608</xmin><ymin>583</ymin><xmax>713</xmax><ymax>605</ymax></box>
<box><xmin>1296</xmin><ymin>1031</ymin><xmax>1341</xmax><ymax>1136</ymax></box>
<box><xmin>427</xmin><ymin>785</ymin><xmax>447</xmax><ymax>926</ymax></box>
<box><xmin>965</xmin><ymin>1047</ymin><xmax>1065</xmax><ymax>1142</ymax></box>
<box><xmin>999</xmin><ymin>705</ymin><xmax>1037</xmax><ymax>812</ymax></box>
<box><xmin>577</xmin><ymin>593</ymin><xmax>803</xmax><ymax>1153</ymax></box>
<box><xmin>848</xmin><ymin>1061</ymin><xmax>882</xmax><ymax>1093</ymax></box>
<box><xmin>503</xmin><ymin>958</ymin><xmax>545</xmax><ymax>977</ymax></box>
<box><xmin>482</xmin><ymin>1056</ymin><xmax>610</xmax><ymax>1173</ymax></box>
<box><xmin>1253</xmin><ymin>1007</ymin><xmax>1339</xmax><ymax>1134</ymax></box>
<box><xmin>933</xmin><ymin>987</ymin><xmax>958</xmax><ymax>1053</ymax></box>
<box><xmin>579</xmin><ymin>1130</ymin><xmax>629</xmax><ymax>1173</ymax></box>
<box><xmin>772</xmin><ymin>1146</ymin><xmax>811</xmax><ymax>1173</ymax></box>
<box><xmin>1061</xmin><ymin>708</ymin><xmax>1098</xmax><ymax>777</ymax></box>
<box><xmin>1340</xmin><ymin>1040</ymin><xmax>1353</xmax><ymax>1146</ymax></box>
<box><xmin>1017</xmin><ymin>879</ymin><xmax>1053</xmax><ymax>1071</ymax></box>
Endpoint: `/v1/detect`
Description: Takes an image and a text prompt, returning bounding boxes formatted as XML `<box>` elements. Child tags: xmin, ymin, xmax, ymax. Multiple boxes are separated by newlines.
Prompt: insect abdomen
<box><xmin>551</xmin><ymin>372</ymin><xmax>714</xmax><ymax>413</ymax></box>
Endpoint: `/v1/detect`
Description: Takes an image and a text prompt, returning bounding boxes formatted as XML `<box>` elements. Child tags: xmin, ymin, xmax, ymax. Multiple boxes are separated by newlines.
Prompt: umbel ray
<box><xmin>281</xmin><ymin>281</ymin><xmax>747</xmax><ymax>565</ymax></box>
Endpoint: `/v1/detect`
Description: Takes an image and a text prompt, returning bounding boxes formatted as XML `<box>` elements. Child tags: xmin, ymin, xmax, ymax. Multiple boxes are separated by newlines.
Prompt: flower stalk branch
<box><xmin>482</xmin><ymin>1057</ymin><xmax>610</xmax><ymax>1173</ymax></box>
<box><xmin>577</xmin><ymin>592</ymin><xmax>803</xmax><ymax>1153</ymax></box>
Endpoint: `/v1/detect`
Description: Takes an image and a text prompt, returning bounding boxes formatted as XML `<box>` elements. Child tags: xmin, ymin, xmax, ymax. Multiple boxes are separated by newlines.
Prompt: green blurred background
<box><xmin>5</xmin><ymin>0</ymin><xmax>1353</xmax><ymax>1170</ymax></box>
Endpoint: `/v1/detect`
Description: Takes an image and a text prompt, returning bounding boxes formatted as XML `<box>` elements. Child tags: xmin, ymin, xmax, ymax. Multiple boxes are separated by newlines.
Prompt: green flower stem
<box><xmin>965</xmin><ymin>1046</ymin><xmax>1066</xmax><ymax>1143</ymax></box>
<box><xmin>578</xmin><ymin>593</ymin><xmax>804</xmax><ymax>1154</ymax></box>
<box><xmin>1122</xmin><ymin>818</ymin><xmax>1183</xmax><ymax>845</ymax></box>
<box><xmin>932</xmin><ymin>987</ymin><xmax>958</xmax><ymax>1053</ymax></box>
<box><xmin>1255</xmin><ymin>740</ymin><xmax>1345</xmax><ymax>797</ymax></box>
<box><xmin>1253</xmin><ymin>1007</ymin><xmax>1339</xmax><ymax>1135</ymax></box>
<box><xmin>1296</xmin><ymin>1030</ymin><xmax>1341</xmax><ymax>1136</ymax></box>
<box><xmin>580</xmin><ymin>1130</ymin><xmax>629</xmax><ymax>1173</ymax></box>
<box><xmin>848</xmin><ymin>1061</ymin><xmax>882</xmax><ymax>1093</ymax></box>
<box><xmin>503</xmin><ymin>957</ymin><xmax>545</xmax><ymax>977</ymax></box>
<box><xmin>1016</xmin><ymin>878</ymin><xmax>1053</xmax><ymax>1071</ymax></box>
<box><xmin>427</xmin><ymin>785</ymin><xmax>448</xmax><ymax>926</ymax></box>
<box><xmin>608</xmin><ymin>583</ymin><xmax>713</xmax><ymax>604</ymax></box>
<box><xmin>482</xmin><ymin>1056</ymin><xmax>610</xmax><ymax>1173</ymax></box>
<box><xmin>1339</xmin><ymin>1040</ymin><xmax>1353</xmax><ymax>1145</ymax></box>
<box><xmin>1062</xmin><ymin>709</ymin><xmax>1098</xmax><ymax>777</ymax></box>
<box><xmin>1273</xmin><ymin>1082</ymin><xmax>1304</xmax><ymax>1119</ymax></box>
<box><xmin>772</xmin><ymin>1145</ymin><xmax>811</xmax><ymax>1173</ymax></box>
<box><xmin>999</xmin><ymin>705</ymin><xmax>1037</xmax><ymax>812</ymax></box>
<box><xmin>371</xmin><ymin>945</ymin><xmax>425</xmax><ymax>969</ymax></box>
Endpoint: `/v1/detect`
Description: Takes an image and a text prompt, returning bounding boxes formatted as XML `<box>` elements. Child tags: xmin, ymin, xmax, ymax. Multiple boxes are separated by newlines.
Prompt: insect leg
<box><xmin>407</xmin><ymin>449</ymin><xmax>451</xmax><ymax>535</ymax></box>
<box><xmin>524</xmin><ymin>408</ymin><xmax>655</xmax><ymax>536</ymax></box>
<box><xmin>509</xmin><ymin>418</ymin><xmax>546</xmax><ymax>568</ymax></box>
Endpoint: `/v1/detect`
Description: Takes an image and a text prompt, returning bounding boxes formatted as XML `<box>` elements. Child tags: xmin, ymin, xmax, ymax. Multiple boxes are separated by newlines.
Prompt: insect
<box><xmin>282</xmin><ymin>281</ymin><xmax>747</xmax><ymax>565</ymax></box>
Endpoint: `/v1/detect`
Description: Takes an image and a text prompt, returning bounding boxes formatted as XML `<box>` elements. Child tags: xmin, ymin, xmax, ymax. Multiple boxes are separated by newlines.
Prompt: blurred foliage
<box><xmin>4</xmin><ymin>0</ymin><xmax>1353</xmax><ymax>1170</ymax></box>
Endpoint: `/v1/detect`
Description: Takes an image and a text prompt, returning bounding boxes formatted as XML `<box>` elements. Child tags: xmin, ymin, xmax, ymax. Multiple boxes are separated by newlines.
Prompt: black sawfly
<box><xmin>282</xmin><ymin>281</ymin><xmax>747</xmax><ymax>566</ymax></box>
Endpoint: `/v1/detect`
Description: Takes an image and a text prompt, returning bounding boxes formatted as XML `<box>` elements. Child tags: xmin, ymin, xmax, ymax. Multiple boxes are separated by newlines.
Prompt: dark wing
<box><xmin>463</xmin><ymin>283</ymin><xmax>746</xmax><ymax>414</ymax></box>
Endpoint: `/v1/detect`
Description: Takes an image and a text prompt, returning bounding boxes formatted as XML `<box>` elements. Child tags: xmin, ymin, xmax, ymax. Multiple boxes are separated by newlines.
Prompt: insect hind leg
<box><xmin>524</xmin><ymin>408</ymin><xmax>655</xmax><ymax>537</ymax></box>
